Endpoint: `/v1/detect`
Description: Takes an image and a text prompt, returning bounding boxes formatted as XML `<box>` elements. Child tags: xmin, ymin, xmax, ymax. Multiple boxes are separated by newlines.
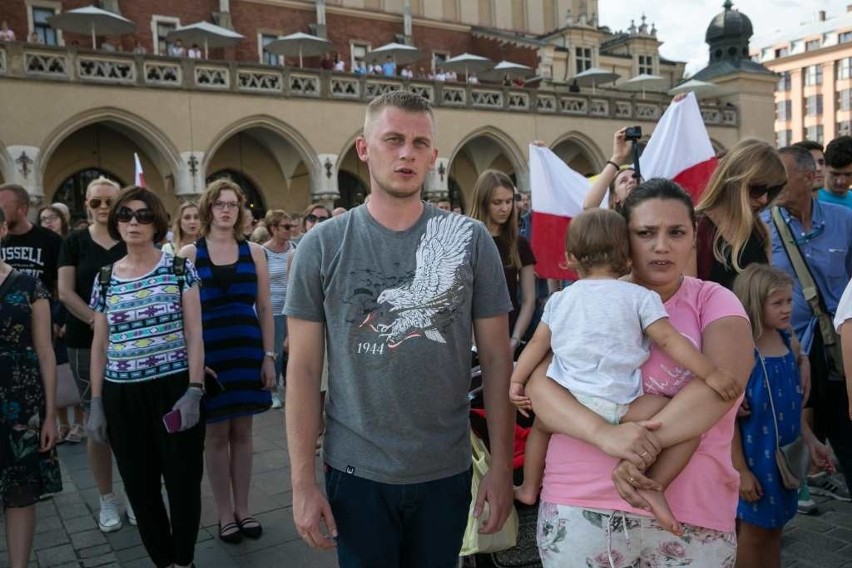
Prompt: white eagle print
<box><xmin>364</xmin><ymin>214</ymin><xmax>473</xmax><ymax>347</ymax></box>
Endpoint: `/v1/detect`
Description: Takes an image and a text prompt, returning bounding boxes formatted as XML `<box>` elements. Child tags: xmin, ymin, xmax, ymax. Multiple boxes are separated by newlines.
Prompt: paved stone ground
<box><xmin>0</xmin><ymin>409</ymin><xmax>849</xmax><ymax>567</ymax></box>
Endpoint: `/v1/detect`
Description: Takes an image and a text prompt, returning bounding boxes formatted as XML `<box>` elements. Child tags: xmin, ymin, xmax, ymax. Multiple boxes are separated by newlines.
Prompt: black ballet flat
<box><xmin>219</xmin><ymin>521</ymin><xmax>243</xmax><ymax>544</ymax></box>
<box><xmin>235</xmin><ymin>514</ymin><xmax>263</xmax><ymax>539</ymax></box>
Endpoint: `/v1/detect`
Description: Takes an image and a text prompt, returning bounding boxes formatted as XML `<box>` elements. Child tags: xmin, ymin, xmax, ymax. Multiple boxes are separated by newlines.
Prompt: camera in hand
<box><xmin>625</xmin><ymin>126</ymin><xmax>642</xmax><ymax>142</ymax></box>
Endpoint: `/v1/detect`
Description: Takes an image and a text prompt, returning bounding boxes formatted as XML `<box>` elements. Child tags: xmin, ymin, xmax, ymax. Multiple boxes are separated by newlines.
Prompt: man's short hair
<box><xmin>825</xmin><ymin>136</ymin><xmax>852</xmax><ymax>168</ymax></box>
<box><xmin>779</xmin><ymin>145</ymin><xmax>817</xmax><ymax>172</ymax></box>
<box><xmin>363</xmin><ymin>90</ymin><xmax>434</xmax><ymax>136</ymax></box>
<box><xmin>0</xmin><ymin>184</ymin><xmax>30</xmax><ymax>207</ymax></box>
<box><xmin>792</xmin><ymin>140</ymin><xmax>824</xmax><ymax>153</ymax></box>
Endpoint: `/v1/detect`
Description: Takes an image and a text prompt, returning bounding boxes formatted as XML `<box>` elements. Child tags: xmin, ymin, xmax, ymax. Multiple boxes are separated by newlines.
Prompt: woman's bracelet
<box><xmin>605</xmin><ymin>160</ymin><xmax>620</xmax><ymax>172</ymax></box>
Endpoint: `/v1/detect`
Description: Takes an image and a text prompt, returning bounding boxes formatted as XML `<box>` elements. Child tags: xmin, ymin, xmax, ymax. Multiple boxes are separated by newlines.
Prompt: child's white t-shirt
<box><xmin>834</xmin><ymin>278</ymin><xmax>852</xmax><ymax>332</ymax></box>
<box><xmin>543</xmin><ymin>279</ymin><xmax>670</xmax><ymax>405</ymax></box>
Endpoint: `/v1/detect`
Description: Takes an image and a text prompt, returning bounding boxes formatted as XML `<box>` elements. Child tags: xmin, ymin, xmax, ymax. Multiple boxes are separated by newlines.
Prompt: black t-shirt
<box><xmin>0</xmin><ymin>224</ymin><xmax>62</xmax><ymax>294</ymax></box>
<box><xmin>696</xmin><ymin>215</ymin><xmax>768</xmax><ymax>290</ymax></box>
<box><xmin>58</xmin><ymin>228</ymin><xmax>127</xmax><ymax>348</ymax></box>
<box><xmin>493</xmin><ymin>235</ymin><xmax>536</xmax><ymax>332</ymax></box>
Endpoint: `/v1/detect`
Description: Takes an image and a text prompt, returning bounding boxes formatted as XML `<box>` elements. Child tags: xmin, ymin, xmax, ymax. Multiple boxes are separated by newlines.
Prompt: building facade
<box><xmin>0</xmin><ymin>0</ymin><xmax>771</xmax><ymax>221</ymax></box>
<box><xmin>753</xmin><ymin>7</ymin><xmax>852</xmax><ymax>147</ymax></box>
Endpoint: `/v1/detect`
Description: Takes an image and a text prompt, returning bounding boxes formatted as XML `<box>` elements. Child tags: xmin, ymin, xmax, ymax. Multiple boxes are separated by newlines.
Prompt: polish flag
<box><xmin>134</xmin><ymin>153</ymin><xmax>146</xmax><ymax>188</ymax></box>
<box><xmin>529</xmin><ymin>92</ymin><xmax>717</xmax><ymax>280</ymax></box>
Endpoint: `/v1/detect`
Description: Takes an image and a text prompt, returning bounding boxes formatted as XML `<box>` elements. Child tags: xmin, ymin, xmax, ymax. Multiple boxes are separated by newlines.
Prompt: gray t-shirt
<box><xmin>285</xmin><ymin>204</ymin><xmax>512</xmax><ymax>484</ymax></box>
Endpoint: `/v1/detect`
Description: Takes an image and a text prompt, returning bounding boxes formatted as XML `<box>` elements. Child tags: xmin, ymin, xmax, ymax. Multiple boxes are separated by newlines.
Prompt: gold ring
<box><xmin>641</xmin><ymin>451</ymin><xmax>649</xmax><ymax>458</ymax></box>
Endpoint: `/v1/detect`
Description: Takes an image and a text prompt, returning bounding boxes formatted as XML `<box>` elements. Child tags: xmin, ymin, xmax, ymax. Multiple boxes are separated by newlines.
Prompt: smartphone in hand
<box><xmin>163</xmin><ymin>409</ymin><xmax>182</xmax><ymax>433</ymax></box>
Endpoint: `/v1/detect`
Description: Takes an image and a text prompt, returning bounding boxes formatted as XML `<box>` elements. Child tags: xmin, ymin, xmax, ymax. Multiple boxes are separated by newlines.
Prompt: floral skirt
<box><xmin>0</xmin><ymin>350</ymin><xmax>62</xmax><ymax>508</ymax></box>
<box><xmin>537</xmin><ymin>501</ymin><xmax>736</xmax><ymax>568</ymax></box>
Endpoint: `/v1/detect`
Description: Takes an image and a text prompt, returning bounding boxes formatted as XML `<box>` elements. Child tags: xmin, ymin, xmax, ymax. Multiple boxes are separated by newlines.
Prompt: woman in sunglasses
<box><xmin>261</xmin><ymin>209</ymin><xmax>296</xmax><ymax>409</ymax></box>
<box><xmin>695</xmin><ymin>138</ymin><xmax>787</xmax><ymax>290</ymax></box>
<box><xmin>179</xmin><ymin>179</ymin><xmax>275</xmax><ymax>544</ymax></box>
<box><xmin>162</xmin><ymin>202</ymin><xmax>201</xmax><ymax>256</ymax></box>
<box><xmin>86</xmin><ymin>186</ymin><xmax>205</xmax><ymax>568</ymax></box>
<box><xmin>293</xmin><ymin>203</ymin><xmax>331</xmax><ymax>245</ymax></box>
<box><xmin>57</xmin><ymin>177</ymin><xmax>131</xmax><ymax>533</ymax></box>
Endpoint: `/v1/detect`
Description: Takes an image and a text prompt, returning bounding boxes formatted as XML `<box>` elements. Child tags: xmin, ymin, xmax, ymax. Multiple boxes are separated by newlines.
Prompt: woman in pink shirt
<box><xmin>527</xmin><ymin>179</ymin><xmax>754</xmax><ymax>567</ymax></box>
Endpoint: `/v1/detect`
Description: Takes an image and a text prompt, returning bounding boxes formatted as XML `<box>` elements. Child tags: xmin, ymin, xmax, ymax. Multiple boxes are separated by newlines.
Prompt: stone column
<box><xmin>6</xmin><ymin>145</ymin><xmax>43</xmax><ymax>205</ymax></box>
<box><xmin>423</xmin><ymin>156</ymin><xmax>449</xmax><ymax>201</ymax></box>
<box><xmin>313</xmin><ymin>153</ymin><xmax>340</xmax><ymax>208</ymax></box>
<box><xmin>174</xmin><ymin>151</ymin><xmax>206</xmax><ymax>199</ymax></box>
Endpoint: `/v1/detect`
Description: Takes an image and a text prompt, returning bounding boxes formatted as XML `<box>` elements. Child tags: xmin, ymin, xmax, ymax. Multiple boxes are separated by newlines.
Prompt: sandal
<box><xmin>57</xmin><ymin>425</ymin><xmax>70</xmax><ymax>445</ymax></box>
<box><xmin>65</xmin><ymin>424</ymin><xmax>84</xmax><ymax>444</ymax></box>
<box><xmin>218</xmin><ymin>521</ymin><xmax>242</xmax><ymax>544</ymax></box>
<box><xmin>235</xmin><ymin>514</ymin><xmax>263</xmax><ymax>539</ymax></box>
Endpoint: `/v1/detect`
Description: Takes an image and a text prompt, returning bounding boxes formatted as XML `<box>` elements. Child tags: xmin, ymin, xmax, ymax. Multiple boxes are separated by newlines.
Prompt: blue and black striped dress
<box><xmin>195</xmin><ymin>239</ymin><xmax>271</xmax><ymax>423</ymax></box>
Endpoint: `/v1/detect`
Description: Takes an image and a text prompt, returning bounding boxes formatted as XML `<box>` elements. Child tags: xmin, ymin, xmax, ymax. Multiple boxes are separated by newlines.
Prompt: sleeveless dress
<box><xmin>0</xmin><ymin>271</ymin><xmax>62</xmax><ymax>506</ymax></box>
<box><xmin>195</xmin><ymin>239</ymin><xmax>271</xmax><ymax>423</ymax></box>
<box><xmin>736</xmin><ymin>330</ymin><xmax>801</xmax><ymax>529</ymax></box>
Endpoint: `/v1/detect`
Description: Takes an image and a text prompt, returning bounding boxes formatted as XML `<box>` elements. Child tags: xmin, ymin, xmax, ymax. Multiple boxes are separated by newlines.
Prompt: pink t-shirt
<box><xmin>540</xmin><ymin>277</ymin><xmax>748</xmax><ymax>533</ymax></box>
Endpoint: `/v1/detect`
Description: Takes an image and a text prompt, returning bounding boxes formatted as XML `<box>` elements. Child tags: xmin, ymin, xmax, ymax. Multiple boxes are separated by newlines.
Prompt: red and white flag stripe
<box><xmin>134</xmin><ymin>152</ymin><xmax>146</xmax><ymax>188</ymax></box>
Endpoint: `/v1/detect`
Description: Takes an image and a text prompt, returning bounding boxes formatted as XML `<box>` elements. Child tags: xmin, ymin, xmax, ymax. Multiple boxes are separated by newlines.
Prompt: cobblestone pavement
<box><xmin>1</xmin><ymin>409</ymin><xmax>850</xmax><ymax>567</ymax></box>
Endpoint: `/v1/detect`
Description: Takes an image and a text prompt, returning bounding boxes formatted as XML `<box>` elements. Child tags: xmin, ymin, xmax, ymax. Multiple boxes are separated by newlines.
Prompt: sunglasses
<box><xmin>749</xmin><ymin>182</ymin><xmax>785</xmax><ymax>202</ymax></box>
<box><xmin>88</xmin><ymin>198</ymin><xmax>112</xmax><ymax>209</ymax></box>
<box><xmin>116</xmin><ymin>207</ymin><xmax>155</xmax><ymax>224</ymax></box>
<box><xmin>278</xmin><ymin>223</ymin><xmax>293</xmax><ymax>230</ymax></box>
<box><xmin>305</xmin><ymin>214</ymin><xmax>329</xmax><ymax>223</ymax></box>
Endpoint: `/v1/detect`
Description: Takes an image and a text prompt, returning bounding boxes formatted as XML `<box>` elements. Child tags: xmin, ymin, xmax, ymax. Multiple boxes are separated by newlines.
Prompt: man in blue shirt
<box><xmin>820</xmin><ymin>135</ymin><xmax>852</xmax><ymax>209</ymax></box>
<box><xmin>792</xmin><ymin>140</ymin><xmax>825</xmax><ymax>196</ymax></box>
<box><xmin>381</xmin><ymin>56</ymin><xmax>396</xmax><ymax>77</ymax></box>
<box><xmin>764</xmin><ymin>146</ymin><xmax>852</xmax><ymax>502</ymax></box>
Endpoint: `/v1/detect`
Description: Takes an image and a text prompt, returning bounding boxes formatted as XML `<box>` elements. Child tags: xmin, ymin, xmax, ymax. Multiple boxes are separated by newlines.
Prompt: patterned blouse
<box><xmin>89</xmin><ymin>253</ymin><xmax>199</xmax><ymax>383</ymax></box>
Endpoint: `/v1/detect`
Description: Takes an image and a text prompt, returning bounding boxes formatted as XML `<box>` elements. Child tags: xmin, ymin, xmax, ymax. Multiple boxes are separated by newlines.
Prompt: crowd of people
<box><xmin>1</xmin><ymin>90</ymin><xmax>852</xmax><ymax>568</ymax></box>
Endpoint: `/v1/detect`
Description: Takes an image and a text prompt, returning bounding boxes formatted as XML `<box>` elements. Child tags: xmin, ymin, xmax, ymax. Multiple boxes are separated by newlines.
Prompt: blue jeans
<box><xmin>325</xmin><ymin>465</ymin><xmax>471</xmax><ymax>568</ymax></box>
<box><xmin>273</xmin><ymin>315</ymin><xmax>287</xmax><ymax>385</ymax></box>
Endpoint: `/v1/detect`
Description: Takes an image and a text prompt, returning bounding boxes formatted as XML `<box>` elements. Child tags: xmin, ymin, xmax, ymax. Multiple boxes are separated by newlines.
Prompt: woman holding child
<box><xmin>522</xmin><ymin>180</ymin><xmax>755</xmax><ymax>566</ymax></box>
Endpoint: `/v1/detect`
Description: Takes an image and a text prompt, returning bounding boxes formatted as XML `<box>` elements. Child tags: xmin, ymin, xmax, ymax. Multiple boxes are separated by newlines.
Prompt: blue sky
<box><xmin>599</xmin><ymin>1</ymin><xmax>852</xmax><ymax>76</ymax></box>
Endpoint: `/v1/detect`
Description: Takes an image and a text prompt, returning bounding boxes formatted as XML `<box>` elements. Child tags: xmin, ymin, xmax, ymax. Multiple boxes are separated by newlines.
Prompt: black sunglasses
<box><xmin>278</xmin><ymin>223</ymin><xmax>293</xmax><ymax>230</ymax></box>
<box><xmin>749</xmin><ymin>182</ymin><xmax>785</xmax><ymax>202</ymax></box>
<box><xmin>116</xmin><ymin>207</ymin><xmax>155</xmax><ymax>224</ymax></box>
<box><xmin>305</xmin><ymin>214</ymin><xmax>329</xmax><ymax>223</ymax></box>
<box><xmin>88</xmin><ymin>198</ymin><xmax>112</xmax><ymax>209</ymax></box>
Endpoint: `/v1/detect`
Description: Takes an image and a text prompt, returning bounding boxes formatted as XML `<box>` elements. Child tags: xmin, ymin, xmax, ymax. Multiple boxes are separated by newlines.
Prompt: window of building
<box><xmin>638</xmin><ymin>54</ymin><xmax>654</xmax><ymax>75</ymax></box>
<box><xmin>805</xmin><ymin>64</ymin><xmax>823</xmax><ymax>86</ymax></box>
<box><xmin>839</xmin><ymin>89</ymin><xmax>852</xmax><ymax>111</ymax></box>
<box><xmin>776</xmin><ymin>100</ymin><xmax>792</xmax><ymax>121</ymax></box>
<box><xmin>838</xmin><ymin>58</ymin><xmax>852</xmax><ymax>80</ymax></box>
<box><xmin>259</xmin><ymin>34</ymin><xmax>280</xmax><ymax>65</ymax></box>
<box><xmin>805</xmin><ymin>39</ymin><xmax>821</xmax><ymax>51</ymax></box>
<box><xmin>576</xmin><ymin>47</ymin><xmax>592</xmax><ymax>73</ymax></box>
<box><xmin>32</xmin><ymin>6</ymin><xmax>59</xmax><ymax>45</ymax></box>
<box><xmin>806</xmin><ymin>94</ymin><xmax>823</xmax><ymax>116</ymax></box>
<box><xmin>777</xmin><ymin>71</ymin><xmax>791</xmax><ymax>92</ymax></box>
<box><xmin>806</xmin><ymin>125</ymin><xmax>824</xmax><ymax>143</ymax></box>
<box><xmin>775</xmin><ymin>46</ymin><xmax>789</xmax><ymax>58</ymax></box>
<box><xmin>840</xmin><ymin>31</ymin><xmax>852</xmax><ymax>44</ymax></box>
<box><xmin>351</xmin><ymin>41</ymin><xmax>370</xmax><ymax>71</ymax></box>
<box><xmin>151</xmin><ymin>16</ymin><xmax>180</xmax><ymax>56</ymax></box>
<box><xmin>433</xmin><ymin>50</ymin><xmax>450</xmax><ymax>73</ymax></box>
<box><xmin>776</xmin><ymin>129</ymin><xmax>792</xmax><ymax>147</ymax></box>
<box><xmin>838</xmin><ymin>121</ymin><xmax>852</xmax><ymax>136</ymax></box>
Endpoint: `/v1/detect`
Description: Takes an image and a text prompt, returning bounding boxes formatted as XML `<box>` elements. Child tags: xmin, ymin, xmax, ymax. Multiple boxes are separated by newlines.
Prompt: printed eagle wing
<box><xmin>409</xmin><ymin>215</ymin><xmax>473</xmax><ymax>298</ymax></box>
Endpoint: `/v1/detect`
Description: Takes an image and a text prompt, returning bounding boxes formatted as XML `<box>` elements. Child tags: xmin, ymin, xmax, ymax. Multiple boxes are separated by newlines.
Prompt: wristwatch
<box><xmin>264</xmin><ymin>351</ymin><xmax>277</xmax><ymax>361</ymax></box>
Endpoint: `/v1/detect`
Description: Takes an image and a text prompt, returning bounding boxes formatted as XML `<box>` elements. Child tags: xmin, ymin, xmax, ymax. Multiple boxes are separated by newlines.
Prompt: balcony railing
<box><xmin>0</xmin><ymin>43</ymin><xmax>738</xmax><ymax>127</ymax></box>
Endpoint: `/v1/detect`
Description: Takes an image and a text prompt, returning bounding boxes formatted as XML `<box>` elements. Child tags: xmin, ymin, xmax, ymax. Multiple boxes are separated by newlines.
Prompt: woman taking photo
<box><xmin>162</xmin><ymin>202</ymin><xmax>200</xmax><ymax>256</ymax></box>
<box><xmin>0</xmin><ymin>206</ymin><xmax>61</xmax><ymax>568</ymax></box>
<box><xmin>180</xmin><ymin>179</ymin><xmax>275</xmax><ymax>544</ymax></box>
<box><xmin>468</xmin><ymin>170</ymin><xmax>536</xmax><ymax>350</ymax></box>
<box><xmin>582</xmin><ymin>127</ymin><xmax>642</xmax><ymax>212</ymax></box>
<box><xmin>86</xmin><ymin>186</ymin><xmax>205</xmax><ymax>568</ymax></box>
<box><xmin>57</xmin><ymin>177</ymin><xmax>130</xmax><ymax>532</ymax></box>
<box><xmin>527</xmin><ymin>180</ymin><xmax>754</xmax><ymax>566</ymax></box>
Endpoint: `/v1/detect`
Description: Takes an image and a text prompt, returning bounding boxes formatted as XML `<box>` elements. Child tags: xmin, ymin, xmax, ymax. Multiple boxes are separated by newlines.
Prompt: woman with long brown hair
<box><xmin>162</xmin><ymin>202</ymin><xmax>200</xmax><ymax>255</ymax></box>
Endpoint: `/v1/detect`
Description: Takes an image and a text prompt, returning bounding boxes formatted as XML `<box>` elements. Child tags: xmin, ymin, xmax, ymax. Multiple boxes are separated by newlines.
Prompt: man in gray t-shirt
<box><xmin>285</xmin><ymin>91</ymin><xmax>514</xmax><ymax>566</ymax></box>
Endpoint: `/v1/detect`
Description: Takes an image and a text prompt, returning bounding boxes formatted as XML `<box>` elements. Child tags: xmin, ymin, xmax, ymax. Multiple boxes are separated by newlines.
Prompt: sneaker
<box><xmin>64</xmin><ymin>424</ymin><xmax>84</xmax><ymax>444</ymax></box>
<box><xmin>797</xmin><ymin>483</ymin><xmax>818</xmax><ymax>514</ymax></box>
<box><xmin>125</xmin><ymin>496</ymin><xmax>137</xmax><ymax>526</ymax></box>
<box><xmin>98</xmin><ymin>493</ymin><xmax>123</xmax><ymax>533</ymax></box>
<box><xmin>808</xmin><ymin>471</ymin><xmax>851</xmax><ymax>502</ymax></box>
<box><xmin>271</xmin><ymin>392</ymin><xmax>283</xmax><ymax>409</ymax></box>
<box><xmin>56</xmin><ymin>425</ymin><xmax>70</xmax><ymax>445</ymax></box>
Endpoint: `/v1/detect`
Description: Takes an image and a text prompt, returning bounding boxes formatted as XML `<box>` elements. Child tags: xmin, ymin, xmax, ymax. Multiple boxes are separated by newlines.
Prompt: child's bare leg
<box><xmin>515</xmin><ymin>420</ymin><xmax>550</xmax><ymax>505</ymax></box>
<box><xmin>622</xmin><ymin>394</ymin><xmax>699</xmax><ymax>535</ymax></box>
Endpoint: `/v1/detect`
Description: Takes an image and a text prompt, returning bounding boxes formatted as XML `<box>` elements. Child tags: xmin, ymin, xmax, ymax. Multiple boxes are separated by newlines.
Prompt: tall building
<box><xmin>753</xmin><ymin>6</ymin><xmax>852</xmax><ymax>147</ymax></box>
<box><xmin>0</xmin><ymin>0</ymin><xmax>771</xmax><ymax>220</ymax></box>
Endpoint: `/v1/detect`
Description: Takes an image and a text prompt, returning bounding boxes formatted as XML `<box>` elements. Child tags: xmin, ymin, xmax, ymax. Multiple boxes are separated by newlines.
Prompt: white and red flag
<box><xmin>134</xmin><ymin>152</ymin><xmax>146</xmax><ymax>188</ymax></box>
<box><xmin>529</xmin><ymin>91</ymin><xmax>717</xmax><ymax>280</ymax></box>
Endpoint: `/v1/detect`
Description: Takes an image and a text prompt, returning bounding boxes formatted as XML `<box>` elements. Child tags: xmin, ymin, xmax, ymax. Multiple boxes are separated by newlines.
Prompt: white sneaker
<box><xmin>125</xmin><ymin>495</ymin><xmax>137</xmax><ymax>526</ymax></box>
<box><xmin>271</xmin><ymin>392</ymin><xmax>283</xmax><ymax>409</ymax></box>
<box><xmin>99</xmin><ymin>493</ymin><xmax>123</xmax><ymax>533</ymax></box>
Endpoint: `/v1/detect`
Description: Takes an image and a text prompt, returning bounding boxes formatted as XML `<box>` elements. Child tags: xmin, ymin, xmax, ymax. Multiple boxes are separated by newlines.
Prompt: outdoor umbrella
<box><xmin>668</xmin><ymin>78</ymin><xmax>718</xmax><ymax>98</ymax></box>
<box><xmin>48</xmin><ymin>5</ymin><xmax>135</xmax><ymax>49</ymax></box>
<box><xmin>364</xmin><ymin>42</ymin><xmax>422</xmax><ymax>65</ymax></box>
<box><xmin>572</xmin><ymin>67</ymin><xmax>620</xmax><ymax>94</ymax></box>
<box><xmin>481</xmin><ymin>60</ymin><xmax>535</xmax><ymax>82</ymax></box>
<box><xmin>264</xmin><ymin>32</ymin><xmax>331</xmax><ymax>68</ymax></box>
<box><xmin>440</xmin><ymin>52</ymin><xmax>494</xmax><ymax>80</ymax></box>
<box><xmin>618</xmin><ymin>73</ymin><xmax>668</xmax><ymax>99</ymax></box>
<box><xmin>167</xmin><ymin>21</ymin><xmax>244</xmax><ymax>59</ymax></box>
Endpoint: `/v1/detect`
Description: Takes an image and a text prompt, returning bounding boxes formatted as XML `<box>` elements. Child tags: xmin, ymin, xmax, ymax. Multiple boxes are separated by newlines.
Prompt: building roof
<box><xmin>692</xmin><ymin>58</ymin><xmax>775</xmax><ymax>81</ymax></box>
<box><xmin>753</xmin><ymin>9</ymin><xmax>852</xmax><ymax>49</ymax></box>
<box><xmin>706</xmin><ymin>0</ymin><xmax>753</xmax><ymax>43</ymax></box>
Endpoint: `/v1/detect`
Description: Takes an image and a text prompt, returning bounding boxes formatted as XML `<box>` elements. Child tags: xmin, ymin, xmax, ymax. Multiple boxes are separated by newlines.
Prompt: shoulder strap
<box><xmin>172</xmin><ymin>255</ymin><xmax>187</xmax><ymax>302</ymax></box>
<box><xmin>98</xmin><ymin>264</ymin><xmax>114</xmax><ymax>302</ymax></box>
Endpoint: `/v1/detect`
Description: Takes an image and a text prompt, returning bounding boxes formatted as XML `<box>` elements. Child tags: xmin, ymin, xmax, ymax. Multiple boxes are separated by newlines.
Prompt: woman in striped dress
<box><xmin>180</xmin><ymin>179</ymin><xmax>275</xmax><ymax>544</ymax></box>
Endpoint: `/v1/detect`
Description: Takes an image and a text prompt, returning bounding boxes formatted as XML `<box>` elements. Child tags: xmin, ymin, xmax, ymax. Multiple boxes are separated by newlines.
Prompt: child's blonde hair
<box><xmin>732</xmin><ymin>264</ymin><xmax>793</xmax><ymax>340</ymax></box>
<box><xmin>565</xmin><ymin>208</ymin><xmax>630</xmax><ymax>276</ymax></box>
